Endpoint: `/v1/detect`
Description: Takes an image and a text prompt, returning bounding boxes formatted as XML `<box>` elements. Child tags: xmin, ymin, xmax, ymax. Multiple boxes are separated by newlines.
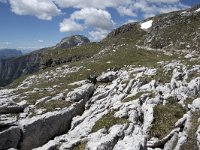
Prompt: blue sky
<box><xmin>0</xmin><ymin>0</ymin><xmax>199</xmax><ymax>52</ymax></box>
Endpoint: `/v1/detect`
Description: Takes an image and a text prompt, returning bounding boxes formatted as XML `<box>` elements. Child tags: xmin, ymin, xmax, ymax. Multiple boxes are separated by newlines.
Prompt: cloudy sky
<box><xmin>0</xmin><ymin>0</ymin><xmax>199</xmax><ymax>51</ymax></box>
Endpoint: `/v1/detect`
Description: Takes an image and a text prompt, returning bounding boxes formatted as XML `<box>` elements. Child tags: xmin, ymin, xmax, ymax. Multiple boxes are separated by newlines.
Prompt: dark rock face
<box><xmin>0</xmin><ymin>53</ymin><xmax>41</xmax><ymax>86</ymax></box>
<box><xmin>0</xmin><ymin>105</ymin><xmax>25</xmax><ymax>114</ymax></box>
<box><xmin>0</xmin><ymin>126</ymin><xmax>21</xmax><ymax>150</ymax></box>
<box><xmin>0</xmin><ymin>49</ymin><xmax>22</xmax><ymax>60</ymax></box>
<box><xmin>55</xmin><ymin>35</ymin><xmax>90</xmax><ymax>49</ymax></box>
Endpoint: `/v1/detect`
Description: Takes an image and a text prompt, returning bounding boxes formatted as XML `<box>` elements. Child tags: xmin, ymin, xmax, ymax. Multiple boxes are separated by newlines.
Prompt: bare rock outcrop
<box><xmin>0</xmin><ymin>105</ymin><xmax>25</xmax><ymax>114</ymax></box>
<box><xmin>18</xmin><ymin>84</ymin><xmax>94</xmax><ymax>150</ymax></box>
<box><xmin>54</xmin><ymin>35</ymin><xmax>90</xmax><ymax>49</ymax></box>
<box><xmin>0</xmin><ymin>126</ymin><xmax>21</xmax><ymax>150</ymax></box>
<box><xmin>67</xmin><ymin>83</ymin><xmax>95</xmax><ymax>102</ymax></box>
<box><xmin>97</xmin><ymin>71</ymin><xmax>118</xmax><ymax>83</ymax></box>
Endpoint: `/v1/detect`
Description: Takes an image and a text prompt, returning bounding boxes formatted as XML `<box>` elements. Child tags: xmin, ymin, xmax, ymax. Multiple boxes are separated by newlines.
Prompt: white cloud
<box><xmin>133</xmin><ymin>1</ymin><xmax>157</xmax><ymax>16</ymax></box>
<box><xmin>71</xmin><ymin>8</ymin><xmax>114</xmax><ymax>31</ymax></box>
<box><xmin>4</xmin><ymin>0</ymin><xmax>188</xmax><ymax>21</ymax></box>
<box><xmin>9</xmin><ymin>0</ymin><xmax>61</xmax><ymax>20</ymax></box>
<box><xmin>54</xmin><ymin>0</ymin><xmax>187</xmax><ymax>18</ymax></box>
<box><xmin>5</xmin><ymin>0</ymin><xmax>189</xmax><ymax>21</ymax></box>
<box><xmin>38</xmin><ymin>40</ymin><xmax>44</xmax><ymax>43</ymax></box>
<box><xmin>59</xmin><ymin>8</ymin><xmax>114</xmax><ymax>40</ymax></box>
<box><xmin>158</xmin><ymin>3</ymin><xmax>188</xmax><ymax>14</ymax></box>
<box><xmin>117</xmin><ymin>6</ymin><xmax>136</xmax><ymax>16</ymax></box>
<box><xmin>54</xmin><ymin>0</ymin><xmax>131</xmax><ymax>9</ymax></box>
<box><xmin>130</xmin><ymin>1</ymin><xmax>189</xmax><ymax>19</ymax></box>
<box><xmin>59</xmin><ymin>19</ymin><xmax>84</xmax><ymax>32</ymax></box>
<box><xmin>89</xmin><ymin>29</ymin><xmax>109</xmax><ymax>41</ymax></box>
<box><xmin>146</xmin><ymin>0</ymin><xmax>180</xmax><ymax>4</ymax></box>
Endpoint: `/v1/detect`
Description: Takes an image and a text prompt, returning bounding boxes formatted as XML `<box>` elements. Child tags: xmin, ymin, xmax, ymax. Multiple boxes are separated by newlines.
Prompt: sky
<box><xmin>0</xmin><ymin>0</ymin><xmax>199</xmax><ymax>52</ymax></box>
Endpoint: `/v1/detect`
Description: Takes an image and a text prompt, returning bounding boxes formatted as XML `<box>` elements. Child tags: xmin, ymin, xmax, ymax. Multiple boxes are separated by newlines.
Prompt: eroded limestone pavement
<box><xmin>0</xmin><ymin>58</ymin><xmax>200</xmax><ymax>150</ymax></box>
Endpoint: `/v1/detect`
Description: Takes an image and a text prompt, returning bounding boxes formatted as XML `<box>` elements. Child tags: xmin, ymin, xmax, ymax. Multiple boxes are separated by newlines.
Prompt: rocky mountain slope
<box><xmin>0</xmin><ymin>35</ymin><xmax>90</xmax><ymax>86</ymax></box>
<box><xmin>0</xmin><ymin>4</ymin><xmax>200</xmax><ymax>150</ymax></box>
<box><xmin>105</xmin><ymin>4</ymin><xmax>200</xmax><ymax>51</ymax></box>
<box><xmin>54</xmin><ymin>35</ymin><xmax>90</xmax><ymax>49</ymax></box>
<box><xmin>0</xmin><ymin>49</ymin><xmax>22</xmax><ymax>60</ymax></box>
<box><xmin>0</xmin><ymin>53</ymin><xmax>41</xmax><ymax>86</ymax></box>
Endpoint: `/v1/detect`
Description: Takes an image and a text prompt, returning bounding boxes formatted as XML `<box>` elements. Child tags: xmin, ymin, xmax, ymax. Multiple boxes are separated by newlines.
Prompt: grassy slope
<box><xmin>150</xmin><ymin>97</ymin><xmax>186</xmax><ymax>139</ymax></box>
<box><xmin>91</xmin><ymin>112</ymin><xmax>128</xmax><ymax>133</ymax></box>
<box><xmin>181</xmin><ymin>111</ymin><xmax>200</xmax><ymax>150</ymax></box>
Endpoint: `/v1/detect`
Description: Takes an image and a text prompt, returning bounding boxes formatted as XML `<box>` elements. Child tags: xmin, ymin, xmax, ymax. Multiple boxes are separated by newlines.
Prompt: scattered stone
<box><xmin>97</xmin><ymin>71</ymin><xmax>118</xmax><ymax>83</ymax></box>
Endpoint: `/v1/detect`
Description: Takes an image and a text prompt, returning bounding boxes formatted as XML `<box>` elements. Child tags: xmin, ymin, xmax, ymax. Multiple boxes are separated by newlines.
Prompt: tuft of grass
<box><xmin>139</xmin><ymin>68</ymin><xmax>173</xmax><ymax>85</ymax></box>
<box><xmin>123</xmin><ymin>95</ymin><xmax>140</xmax><ymax>102</ymax></box>
<box><xmin>155</xmin><ymin>68</ymin><xmax>173</xmax><ymax>84</ymax></box>
<box><xmin>13</xmin><ymin>97</ymin><xmax>22</xmax><ymax>103</ymax></box>
<box><xmin>91</xmin><ymin>112</ymin><xmax>128</xmax><ymax>133</ymax></box>
<box><xmin>36</xmin><ymin>100</ymin><xmax>71</xmax><ymax>112</ymax></box>
<box><xmin>150</xmin><ymin>97</ymin><xmax>186</xmax><ymax>139</ymax></box>
<box><xmin>184</xmin><ymin>97</ymin><xmax>194</xmax><ymax>107</ymax></box>
<box><xmin>72</xmin><ymin>142</ymin><xmax>86</xmax><ymax>150</ymax></box>
<box><xmin>181</xmin><ymin>111</ymin><xmax>200</xmax><ymax>150</ymax></box>
<box><xmin>186</xmin><ymin>70</ymin><xmax>200</xmax><ymax>82</ymax></box>
<box><xmin>25</xmin><ymin>91</ymin><xmax>51</xmax><ymax>105</ymax></box>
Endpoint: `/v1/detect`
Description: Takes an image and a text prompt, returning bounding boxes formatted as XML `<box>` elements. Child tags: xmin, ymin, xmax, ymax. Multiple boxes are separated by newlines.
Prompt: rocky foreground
<box><xmin>0</xmin><ymin>57</ymin><xmax>200</xmax><ymax>150</ymax></box>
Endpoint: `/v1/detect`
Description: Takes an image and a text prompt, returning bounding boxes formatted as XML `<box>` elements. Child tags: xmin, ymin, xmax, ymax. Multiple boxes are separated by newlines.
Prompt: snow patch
<box><xmin>141</xmin><ymin>20</ymin><xmax>153</xmax><ymax>30</ymax></box>
<box><xmin>195</xmin><ymin>8</ymin><xmax>200</xmax><ymax>12</ymax></box>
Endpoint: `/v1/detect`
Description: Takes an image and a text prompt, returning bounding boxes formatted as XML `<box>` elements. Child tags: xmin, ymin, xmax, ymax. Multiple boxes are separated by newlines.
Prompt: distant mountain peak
<box><xmin>55</xmin><ymin>35</ymin><xmax>90</xmax><ymax>49</ymax></box>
